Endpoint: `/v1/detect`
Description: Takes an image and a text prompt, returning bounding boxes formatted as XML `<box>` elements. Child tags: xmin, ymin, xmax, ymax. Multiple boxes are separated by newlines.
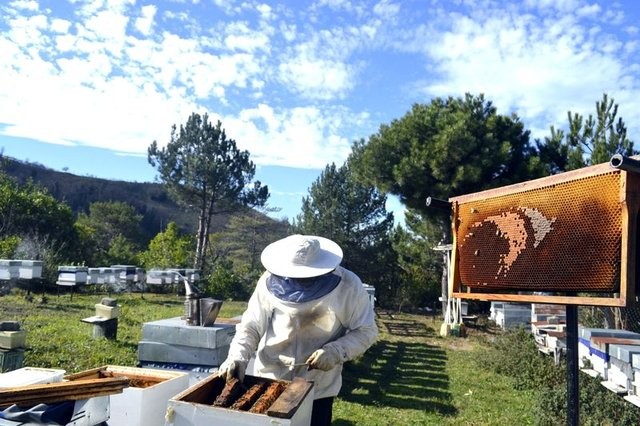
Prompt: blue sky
<box><xmin>1</xmin><ymin>0</ymin><xmax>639</xmax><ymax>223</ymax></box>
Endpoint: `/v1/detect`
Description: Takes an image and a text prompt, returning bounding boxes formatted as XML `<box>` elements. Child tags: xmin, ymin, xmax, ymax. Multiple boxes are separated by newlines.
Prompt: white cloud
<box><xmin>224</xmin><ymin>103</ymin><xmax>359</xmax><ymax>168</ymax></box>
<box><xmin>135</xmin><ymin>5</ymin><xmax>157</xmax><ymax>36</ymax></box>
<box><xmin>417</xmin><ymin>1</ymin><xmax>640</xmax><ymax>139</ymax></box>
<box><xmin>0</xmin><ymin>0</ymin><xmax>638</xmax><ymax>178</ymax></box>
<box><xmin>8</xmin><ymin>0</ymin><xmax>38</xmax><ymax>12</ymax></box>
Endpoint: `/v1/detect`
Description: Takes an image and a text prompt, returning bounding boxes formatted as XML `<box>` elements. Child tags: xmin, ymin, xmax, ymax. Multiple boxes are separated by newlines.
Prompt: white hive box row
<box><xmin>58</xmin><ymin>266</ymin><xmax>147</xmax><ymax>286</ymax></box>
<box><xmin>576</xmin><ymin>326</ymin><xmax>640</xmax><ymax>406</ymax></box>
<box><xmin>146</xmin><ymin>269</ymin><xmax>201</xmax><ymax>285</ymax></box>
<box><xmin>0</xmin><ymin>259</ymin><xmax>43</xmax><ymax>280</ymax></box>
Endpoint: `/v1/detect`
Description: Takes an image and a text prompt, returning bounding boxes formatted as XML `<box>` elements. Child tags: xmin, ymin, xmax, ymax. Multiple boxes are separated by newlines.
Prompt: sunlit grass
<box><xmin>1</xmin><ymin>292</ymin><xmax>535</xmax><ymax>424</ymax></box>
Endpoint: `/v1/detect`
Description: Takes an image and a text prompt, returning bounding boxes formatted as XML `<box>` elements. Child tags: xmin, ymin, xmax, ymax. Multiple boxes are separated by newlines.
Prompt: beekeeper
<box><xmin>218</xmin><ymin>234</ymin><xmax>378</xmax><ymax>426</ymax></box>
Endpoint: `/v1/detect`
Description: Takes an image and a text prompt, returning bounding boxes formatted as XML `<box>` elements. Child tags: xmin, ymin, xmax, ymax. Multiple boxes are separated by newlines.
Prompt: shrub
<box><xmin>484</xmin><ymin>327</ymin><xmax>640</xmax><ymax>424</ymax></box>
<box><xmin>482</xmin><ymin>327</ymin><xmax>563</xmax><ymax>390</ymax></box>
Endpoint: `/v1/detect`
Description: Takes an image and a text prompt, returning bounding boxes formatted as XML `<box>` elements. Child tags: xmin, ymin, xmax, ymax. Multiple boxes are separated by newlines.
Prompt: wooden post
<box><xmin>566</xmin><ymin>304</ymin><xmax>579</xmax><ymax>426</ymax></box>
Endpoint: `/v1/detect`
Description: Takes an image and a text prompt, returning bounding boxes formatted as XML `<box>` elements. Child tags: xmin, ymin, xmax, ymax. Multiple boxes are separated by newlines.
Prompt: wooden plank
<box><xmin>0</xmin><ymin>377</ymin><xmax>129</xmax><ymax>407</ymax></box>
<box><xmin>0</xmin><ymin>386</ymin><xmax>125</xmax><ymax>407</ymax></box>
<box><xmin>267</xmin><ymin>377</ymin><xmax>313</xmax><ymax>419</ymax></box>
<box><xmin>449</xmin><ymin>162</ymin><xmax>614</xmax><ymax>204</ymax></box>
<box><xmin>451</xmin><ymin>291</ymin><xmax>628</xmax><ymax>307</ymax></box>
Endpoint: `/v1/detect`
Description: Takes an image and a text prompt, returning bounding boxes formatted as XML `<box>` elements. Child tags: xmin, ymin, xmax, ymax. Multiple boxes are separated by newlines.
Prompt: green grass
<box><xmin>1</xmin><ymin>292</ymin><xmax>535</xmax><ymax>424</ymax></box>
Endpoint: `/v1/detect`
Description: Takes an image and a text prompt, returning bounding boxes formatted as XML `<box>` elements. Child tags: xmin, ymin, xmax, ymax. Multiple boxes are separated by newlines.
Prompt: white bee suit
<box><xmin>225</xmin><ymin>266</ymin><xmax>378</xmax><ymax>399</ymax></box>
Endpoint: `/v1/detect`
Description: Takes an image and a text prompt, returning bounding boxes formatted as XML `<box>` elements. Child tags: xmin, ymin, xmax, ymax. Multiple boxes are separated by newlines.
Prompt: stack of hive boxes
<box><xmin>138</xmin><ymin>317</ymin><xmax>236</xmax><ymax>385</ymax></box>
<box><xmin>0</xmin><ymin>321</ymin><xmax>26</xmax><ymax>372</ymax></box>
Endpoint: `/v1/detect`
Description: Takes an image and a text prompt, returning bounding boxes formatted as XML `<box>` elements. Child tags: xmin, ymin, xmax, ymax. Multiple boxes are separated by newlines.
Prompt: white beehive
<box><xmin>0</xmin><ymin>367</ymin><xmax>65</xmax><ymax>387</ymax></box>
<box><xmin>165</xmin><ymin>374</ymin><xmax>314</xmax><ymax>426</ymax></box>
<box><xmin>57</xmin><ymin>266</ymin><xmax>88</xmax><ymax>286</ymax></box>
<box><xmin>16</xmin><ymin>260</ymin><xmax>43</xmax><ymax>279</ymax></box>
<box><xmin>65</xmin><ymin>365</ymin><xmax>189</xmax><ymax>426</ymax></box>
<box><xmin>0</xmin><ymin>260</ymin><xmax>20</xmax><ymax>280</ymax></box>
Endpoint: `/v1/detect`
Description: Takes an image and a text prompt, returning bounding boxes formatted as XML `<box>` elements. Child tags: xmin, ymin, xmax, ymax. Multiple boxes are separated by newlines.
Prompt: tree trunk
<box><xmin>194</xmin><ymin>201</ymin><xmax>208</xmax><ymax>269</ymax></box>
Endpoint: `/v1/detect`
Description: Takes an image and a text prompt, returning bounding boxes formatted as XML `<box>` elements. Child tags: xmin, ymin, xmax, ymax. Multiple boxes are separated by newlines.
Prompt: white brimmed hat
<box><xmin>260</xmin><ymin>234</ymin><xmax>343</xmax><ymax>278</ymax></box>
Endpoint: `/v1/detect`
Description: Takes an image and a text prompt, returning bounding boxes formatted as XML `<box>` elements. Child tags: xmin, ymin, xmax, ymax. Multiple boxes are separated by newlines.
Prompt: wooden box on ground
<box><xmin>65</xmin><ymin>365</ymin><xmax>189</xmax><ymax>426</ymax></box>
<box><xmin>165</xmin><ymin>374</ymin><xmax>314</xmax><ymax>426</ymax></box>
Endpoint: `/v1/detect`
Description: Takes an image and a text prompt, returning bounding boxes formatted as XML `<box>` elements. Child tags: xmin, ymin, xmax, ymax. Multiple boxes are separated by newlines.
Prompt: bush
<box><xmin>535</xmin><ymin>374</ymin><xmax>640</xmax><ymax>425</ymax></box>
<box><xmin>484</xmin><ymin>327</ymin><xmax>640</xmax><ymax>424</ymax></box>
<box><xmin>482</xmin><ymin>327</ymin><xmax>563</xmax><ymax>390</ymax></box>
<box><xmin>203</xmin><ymin>261</ymin><xmax>251</xmax><ymax>301</ymax></box>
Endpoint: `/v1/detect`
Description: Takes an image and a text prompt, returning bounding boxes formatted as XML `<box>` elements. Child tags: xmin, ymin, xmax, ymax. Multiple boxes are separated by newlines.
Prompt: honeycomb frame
<box><xmin>449</xmin><ymin>161</ymin><xmax>640</xmax><ymax>307</ymax></box>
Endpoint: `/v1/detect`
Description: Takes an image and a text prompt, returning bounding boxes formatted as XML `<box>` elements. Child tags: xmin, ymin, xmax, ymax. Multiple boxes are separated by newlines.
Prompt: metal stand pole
<box><xmin>566</xmin><ymin>304</ymin><xmax>579</xmax><ymax>426</ymax></box>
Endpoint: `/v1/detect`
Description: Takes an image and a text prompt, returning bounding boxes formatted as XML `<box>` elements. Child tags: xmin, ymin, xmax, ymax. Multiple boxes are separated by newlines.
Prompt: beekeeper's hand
<box><xmin>305</xmin><ymin>346</ymin><xmax>341</xmax><ymax>371</ymax></box>
<box><xmin>218</xmin><ymin>359</ymin><xmax>247</xmax><ymax>382</ymax></box>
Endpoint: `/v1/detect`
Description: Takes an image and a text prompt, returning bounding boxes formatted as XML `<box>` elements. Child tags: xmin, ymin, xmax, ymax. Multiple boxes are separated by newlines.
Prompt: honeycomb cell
<box><xmin>455</xmin><ymin>171</ymin><xmax>622</xmax><ymax>292</ymax></box>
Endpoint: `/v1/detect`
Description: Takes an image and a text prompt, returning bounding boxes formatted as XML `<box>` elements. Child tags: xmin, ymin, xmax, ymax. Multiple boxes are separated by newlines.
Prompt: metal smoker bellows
<box><xmin>449</xmin><ymin>157</ymin><xmax>640</xmax><ymax>296</ymax></box>
<box><xmin>180</xmin><ymin>275</ymin><xmax>222</xmax><ymax>327</ymax></box>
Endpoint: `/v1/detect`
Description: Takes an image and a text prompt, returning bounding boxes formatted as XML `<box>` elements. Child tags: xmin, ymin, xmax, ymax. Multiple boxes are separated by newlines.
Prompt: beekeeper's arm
<box><xmin>218</xmin><ymin>272</ymin><xmax>271</xmax><ymax>381</ymax></box>
<box><xmin>306</xmin><ymin>270</ymin><xmax>378</xmax><ymax>371</ymax></box>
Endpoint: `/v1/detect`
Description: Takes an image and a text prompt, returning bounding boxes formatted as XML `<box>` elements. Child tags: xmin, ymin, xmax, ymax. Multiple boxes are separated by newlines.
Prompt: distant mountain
<box><xmin>0</xmin><ymin>156</ymin><xmax>237</xmax><ymax>241</ymax></box>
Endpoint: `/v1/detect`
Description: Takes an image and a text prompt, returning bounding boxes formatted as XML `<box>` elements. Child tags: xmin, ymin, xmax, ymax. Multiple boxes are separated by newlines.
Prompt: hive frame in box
<box><xmin>448</xmin><ymin>161</ymin><xmax>640</xmax><ymax>307</ymax></box>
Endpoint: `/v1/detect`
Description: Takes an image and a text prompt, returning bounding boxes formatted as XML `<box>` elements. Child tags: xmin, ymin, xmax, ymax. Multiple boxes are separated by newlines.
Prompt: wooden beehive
<box><xmin>165</xmin><ymin>374</ymin><xmax>314</xmax><ymax>426</ymax></box>
<box><xmin>449</xmin><ymin>160</ymin><xmax>640</xmax><ymax>306</ymax></box>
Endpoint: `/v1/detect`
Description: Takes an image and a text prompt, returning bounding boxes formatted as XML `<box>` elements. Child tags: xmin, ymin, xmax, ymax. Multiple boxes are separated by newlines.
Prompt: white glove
<box><xmin>218</xmin><ymin>359</ymin><xmax>247</xmax><ymax>382</ymax></box>
<box><xmin>305</xmin><ymin>346</ymin><xmax>341</xmax><ymax>371</ymax></box>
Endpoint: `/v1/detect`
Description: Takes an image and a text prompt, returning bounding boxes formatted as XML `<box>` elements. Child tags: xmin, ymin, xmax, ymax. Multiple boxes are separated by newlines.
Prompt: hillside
<box><xmin>0</xmin><ymin>156</ymin><xmax>240</xmax><ymax>241</ymax></box>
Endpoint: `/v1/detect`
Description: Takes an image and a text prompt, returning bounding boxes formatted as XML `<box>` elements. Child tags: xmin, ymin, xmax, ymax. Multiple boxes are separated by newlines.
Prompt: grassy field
<box><xmin>0</xmin><ymin>291</ymin><xmax>535</xmax><ymax>425</ymax></box>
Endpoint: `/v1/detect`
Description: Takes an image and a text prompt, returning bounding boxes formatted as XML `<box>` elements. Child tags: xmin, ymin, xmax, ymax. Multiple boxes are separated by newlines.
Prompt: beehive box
<box><xmin>17</xmin><ymin>260</ymin><xmax>43</xmax><ymax>279</ymax></box>
<box><xmin>165</xmin><ymin>374</ymin><xmax>314</xmax><ymax>426</ymax></box>
<box><xmin>591</xmin><ymin>337</ymin><xmax>640</xmax><ymax>383</ymax></box>
<box><xmin>146</xmin><ymin>270</ymin><xmax>176</xmax><ymax>285</ymax></box>
<box><xmin>57</xmin><ymin>266</ymin><xmax>88</xmax><ymax>285</ymax></box>
<box><xmin>65</xmin><ymin>365</ymin><xmax>189</xmax><ymax>426</ymax></box>
<box><xmin>0</xmin><ymin>260</ymin><xmax>19</xmax><ymax>280</ymax></box>
<box><xmin>602</xmin><ymin>344</ymin><xmax>640</xmax><ymax>394</ymax></box>
<box><xmin>0</xmin><ymin>367</ymin><xmax>65</xmax><ymax>387</ymax></box>
<box><xmin>577</xmin><ymin>327</ymin><xmax>640</xmax><ymax>371</ymax></box>
<box><xmin>490</xmin><ymin>302</ymin><xmax>531</xmax><ymax>329</ymax></box>
<box><xmin>0</xmin><ymin>330</ymin><xmax>26</xmax><ymax>349</ymax></box>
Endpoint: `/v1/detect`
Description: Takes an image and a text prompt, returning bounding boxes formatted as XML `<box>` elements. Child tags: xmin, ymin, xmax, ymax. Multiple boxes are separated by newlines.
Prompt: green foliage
<box><xmin>539</xmin><ymin>93</ymin><xmax>636</xmax><ymax>173</ymax></box>
<box><xmin>138</xmin><ymin>222</ymin><xmax>194</xmax><ymax>269</ymax></box>
<box><xmin>388</xmin><ymin>213</ymin><xmax>443</xmax><ymax>310</ymax></box>
<box><xmin>75</xmin><ymin>201</ymin><xmax>144</xmax><ymax>265</ymax></box>
<box><xmin>293</xmin><ymin>162</ymin><xmax>397</xmax><ymax>289</ymax></box>
<box><xmin>483</xmin><ymin>327</ymin><xmax>640</xmax><ymax>425</ymax></box>
<box><xmin>202</xmin><ymin>260</ymin><xmax>252</xmax><ymax>300</ymax></box>
<box><xmin>0</xmin><ymin>170</ymin><xmax>79</xmax><ymax>284</ymax></box>
<box><xmin>0</xmin><ymin>235</ymin><xmax>21</xmax><ymax>257</ymax></box>
<box><xmin>535</xmin><ymin>374</ymin><xmax>640</xmax><ymax>425</ymax></box>
<box><xmin>2</xmin><ymin>155</ymin><xmax>202</xmax><ymax>240</ymax></box>
<box><xmin>148</xmin><ymin>113</ymin><xmax>269</xmax><ymax>270</ymax></box>
<box><xmin>212</xmin><ymin>210</ymin><xmax>288</xmax><ymax>274</ymax></box>
<box><xmin>483</xmin><ymin>327</ymin><xmax>564</xmax><ymax>391</ymax></box>
<box><xmin>351</xmin><ymin>93</ymin><xmax>544</xmax><ymax>212</ymax></box>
